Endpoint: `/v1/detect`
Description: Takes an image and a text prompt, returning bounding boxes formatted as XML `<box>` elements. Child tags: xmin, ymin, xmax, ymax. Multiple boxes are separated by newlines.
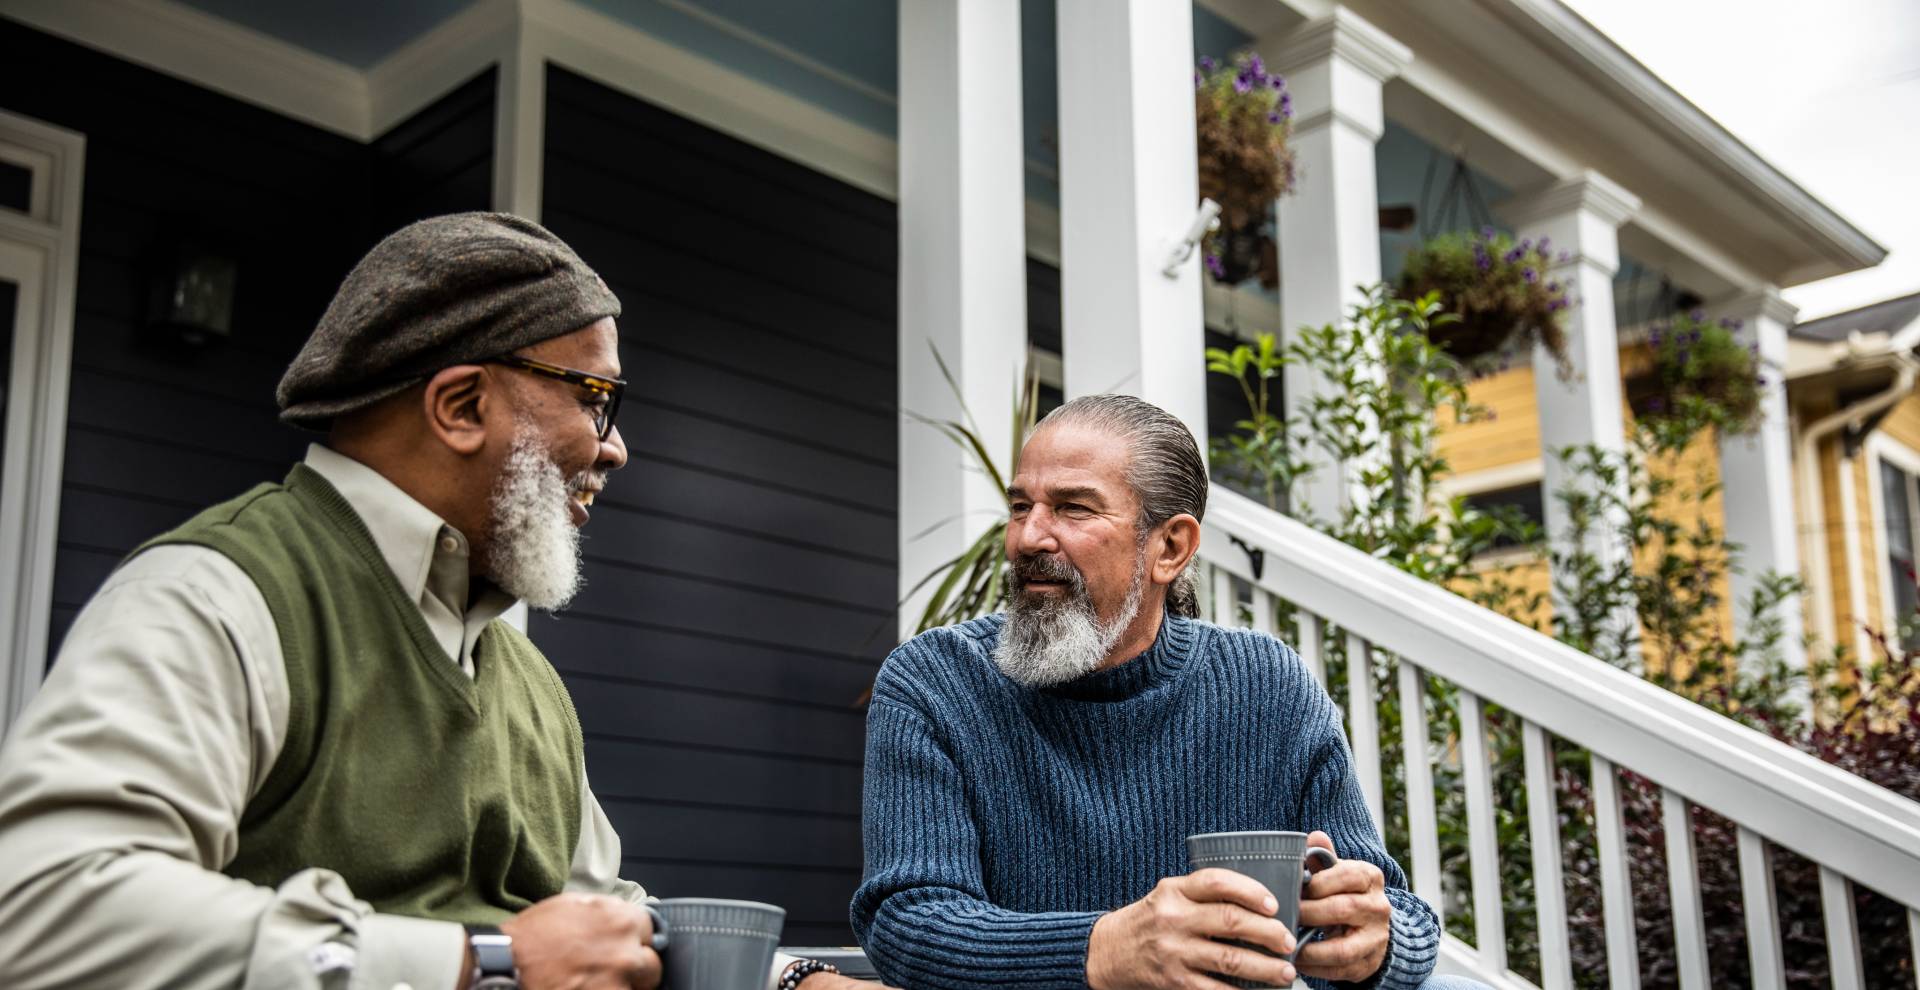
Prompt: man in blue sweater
<box><xmin>855</xmin><ymin>395</ymin><xmax>1481</xmax><ymax>990</ymax></box>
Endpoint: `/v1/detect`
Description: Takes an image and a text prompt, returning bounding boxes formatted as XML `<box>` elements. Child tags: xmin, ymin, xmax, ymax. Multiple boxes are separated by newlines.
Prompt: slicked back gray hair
<box><xmin>1031</xmin><ymin>394</ymin><xmax>1206</xmax><ymax>618</ymax></box>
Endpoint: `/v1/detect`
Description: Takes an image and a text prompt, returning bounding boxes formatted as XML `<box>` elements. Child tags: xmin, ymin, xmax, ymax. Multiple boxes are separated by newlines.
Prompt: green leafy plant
<box><xmin>1212</xmin><ymin>286</ymin><xmax>1917</xmax><ymax>987</ymax></box>
<box><xmin>1195</xmin><ymin>52</ymin><xmax>1294</xmax><ymax>284</ymax></box>
<box><xmin>1627</xmin><ymin>310</ymin><xmax>1764</xmax><ymax>448</ymax></box>
<box><xmin>902</xmin><ymin>351</ymin><xmax>1042</xmax><ymax>636</ymax></box>
<box><xmin>1396</xmin><ymin>229</ymin><xmax>1572</xmax><ymax>374</ymax></box>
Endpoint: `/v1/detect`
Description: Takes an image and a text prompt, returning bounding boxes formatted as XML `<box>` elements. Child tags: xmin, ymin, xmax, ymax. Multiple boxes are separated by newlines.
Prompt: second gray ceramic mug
<box><xmin>649</xmin><ymin>897</ymin><xmax>786</xmax><ymax>990</ymax></box>
<box><xmin>1186</xmin><ymin>831</ymin><xmax>1339</xmax><ymax>988</ymax></box>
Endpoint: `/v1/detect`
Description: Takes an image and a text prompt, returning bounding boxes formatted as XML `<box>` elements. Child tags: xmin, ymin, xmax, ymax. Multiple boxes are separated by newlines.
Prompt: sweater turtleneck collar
<box><xmin>1035</xmin><ymin>614</ymin><xmax>1199</xmax><ymax>703</ymax></box>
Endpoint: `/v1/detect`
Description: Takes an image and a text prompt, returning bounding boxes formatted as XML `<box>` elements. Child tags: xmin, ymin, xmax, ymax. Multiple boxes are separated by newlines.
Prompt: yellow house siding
<box><xmin>1879</xmin><ymin>393</ymin><xmax>1920</xmax><ymax>453</ymax></box>
<box><xmin>1435</xmin><ymin>366</ymin><xmax>1541</xmax><ymax>478</ymax></box>
<box><xmin>1854</xmin><ymin>452</ymin><xmax>1886</xmax><ymax>637</ymax></box>
<box><xmin>1819</xmin><ymin>435</ymin><xmax>1859</xmax><ymax>648</ymax></box>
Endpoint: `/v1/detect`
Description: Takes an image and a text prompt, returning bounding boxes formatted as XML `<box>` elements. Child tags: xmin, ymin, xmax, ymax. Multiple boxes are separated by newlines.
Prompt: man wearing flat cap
<box><xmin>0</xmin><ymin>213</ymin><xmax>867</xmax><ymax>990</ymax></box>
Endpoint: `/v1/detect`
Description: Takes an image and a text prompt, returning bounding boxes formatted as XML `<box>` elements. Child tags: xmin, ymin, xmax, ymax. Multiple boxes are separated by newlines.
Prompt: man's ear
<box><xmin>1151</xmin><ymin>514</ymin><xmax>1202</xmax><ymax>587</ymax></box>
<box><xmin>422</xmin><ymin>365</ymin><xmax>491</xmax><ymax>456</ymax></box>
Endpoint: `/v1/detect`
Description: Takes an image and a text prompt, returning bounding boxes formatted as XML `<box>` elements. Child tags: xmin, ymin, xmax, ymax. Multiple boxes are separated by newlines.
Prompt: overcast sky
<box><xmin>1561</xmin><ymin>0</ymin><xmax>1920</xmax><ymax>320</ymax></box>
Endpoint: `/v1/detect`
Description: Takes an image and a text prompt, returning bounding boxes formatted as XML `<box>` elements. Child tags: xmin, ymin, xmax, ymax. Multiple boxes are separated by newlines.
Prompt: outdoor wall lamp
<box><xmin>148</xmin><ymin>242</ymin><xmax>237</xmax><ymax>347</ymax></box>
<box><xmin>1162</xmin><ymin>198</ymin><xmax>1223</xmax><ymax>278</ymax></box>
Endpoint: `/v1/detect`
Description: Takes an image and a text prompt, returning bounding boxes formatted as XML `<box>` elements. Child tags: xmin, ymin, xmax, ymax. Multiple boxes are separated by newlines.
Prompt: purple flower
<box><xmin>1547</xmin><ymin>281</ymin><xmax>1561</xmax><ymax>292</ymax></box>
<box><xmin>1234</xmin><ymin>73</ymin><xmax>1252</xmax><ymax>94</ymax></box>
<box><xmin>1504</xmin><ymin>247</ymin><xmax>1525</xmax><ymax>263</ymax></box>
<box><xmin>1649</xmin><ymin>331</ymin><xmax>1663</xmax><ymax>346</ymax></box>
<box><xmin>1550</xmin><ymin>299</ymin><xmax>1569</xmax><ymax>311</ymax></box>
<box><xmin>1537</xmin><ymin>236</ymin><xmax>1551</xmax><ymax>252</ymax></box>
<box><xmin>1199</xmin><ymin>56</ymin><xmax>1216</xmax><ymax>71</ymax></box>
<box><xmin>1279</xmin><ymin>93</ymin><xmax>1292</xmax><ymax>116</ymax></box>
<box><xmin>1205</xmin><ymin>253</ymin><xmax>1226</xmax><ymax>278</ymax></box>
<box><xmin>1267</xmin><ymin>112</ymin><xmax>1282</xmax><ymax>124</ymax></box>
<box><xmin>1649</xmin><ymin>398</ymin><xmax>1665</xmax><ymax>412</ymax></box>
<box><xmin>1476</xmin><ymin>253</ymin><xmax>1493</xmax><ymax>272</ymax></box>
<box><xmin>1481</xmin><ymin>225</ymin><xmax>1497</xmax><ymax>238</ymax></box>
<box><xmin>1523</xmin><ymin>268</ymin><xmax>1538</xmax><ymax>283</ymax></box>
<box><xmin>1194</xmin><ymin>71</ymin><xmax>1203</xmax><ymax>87</ymax></box>
<box><xmin>1558</xmin><ymin>251</ymin><xmax>1572</xmax><ymax>263</ymax></box>
<box><xmin>1248</xmin><ymin>53</ymin><xmax>1266</xmax><ymax>77</ymax></box>
<box><xmin>1689</xmin><ymin>308</ymin><xmax>1706</xmax><ymax>322</ymax></box>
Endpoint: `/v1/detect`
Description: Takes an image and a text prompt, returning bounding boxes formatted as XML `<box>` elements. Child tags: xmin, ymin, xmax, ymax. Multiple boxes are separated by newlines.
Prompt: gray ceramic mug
<box><xmin>649</xmin><ymin>897</ymin><xmax>786</xmax><ymax>990</ymax></box>
<box><xmin>1186</xmin><ymin>831</ymin><xmax>1339</xmax><ymax>988</ymax></box>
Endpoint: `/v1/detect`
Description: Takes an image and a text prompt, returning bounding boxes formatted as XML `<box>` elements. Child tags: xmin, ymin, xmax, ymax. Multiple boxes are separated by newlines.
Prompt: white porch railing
<box><xmin>1196</xmin><ymin>485</ymin><xmax>1920</xmax><ymax>990</ymax></box>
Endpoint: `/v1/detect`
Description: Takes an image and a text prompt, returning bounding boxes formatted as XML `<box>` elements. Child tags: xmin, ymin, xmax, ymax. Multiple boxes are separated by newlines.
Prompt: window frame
<box><xmin>0</xmin><ymin>109</ymin><xmax>84</xmax><ymax>736</ymax></box>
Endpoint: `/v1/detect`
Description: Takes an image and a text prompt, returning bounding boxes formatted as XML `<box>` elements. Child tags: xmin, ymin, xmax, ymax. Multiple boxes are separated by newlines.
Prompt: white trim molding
<box><xmin>1864</xmin><ymin>433</ymin><xmax>1920</xmax><ymax>656</ymax></box>
<box><xmin>0</xmin><ymin>109</ymin><xmax>84</xmax><ymax>736</ymax></box>
<box><xmin>2</xmin><ymin>0</ymin><xmax>370</xmax><ymax>138</ymax></box>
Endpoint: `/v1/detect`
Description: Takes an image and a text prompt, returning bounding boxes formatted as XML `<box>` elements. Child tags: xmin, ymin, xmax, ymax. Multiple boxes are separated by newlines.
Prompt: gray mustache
<box><xmin>1009</xmin><ymin>553</ymin><xmax>1083</xmax><ymax>588</ymax></box>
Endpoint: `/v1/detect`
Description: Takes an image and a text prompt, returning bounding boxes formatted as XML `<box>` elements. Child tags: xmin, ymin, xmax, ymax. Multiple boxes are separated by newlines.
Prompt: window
<box><xmin>1461</xmin><ymin>482</ymin><xmax>1546</xmax><ymax>551</ymax></box>
<box><xmin>1878</xmin><ymin>456</ymin><xmax>1920</xmax><ymax>647</ymax></box>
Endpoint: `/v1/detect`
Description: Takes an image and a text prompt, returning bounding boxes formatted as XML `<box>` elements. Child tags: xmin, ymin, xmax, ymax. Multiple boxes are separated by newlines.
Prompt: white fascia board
<box><xmin>366</xmin><ymin>0</ymin><xmax>518</xmax><ymax>138</ymax></box>
<box><xmin>2</xmin><ymin>0</ymin><xmax>370</xmax><ymax>139</ymax></box>
<box><xmin>526</xmin><ymin>0</ymin><xmax>897</xmax><ymax>199</ymax></box>
<box><xmin>1496</xmin><ymin>0</ymin><xmax>1887</xmax><ymax>276</ymax></box>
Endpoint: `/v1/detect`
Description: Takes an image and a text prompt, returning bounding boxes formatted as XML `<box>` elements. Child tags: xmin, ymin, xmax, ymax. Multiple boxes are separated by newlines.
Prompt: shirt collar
<box><xmin>301</xmin><ymin>444</ymin><xmax>514</xmax><ymax>625</ymax></box>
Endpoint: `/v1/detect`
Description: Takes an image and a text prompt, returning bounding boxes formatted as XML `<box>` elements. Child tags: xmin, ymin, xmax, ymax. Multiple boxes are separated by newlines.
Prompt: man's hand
<box><xmin>1295</xmin><ymin>831</ymin><xmax>1392</xmax><ymax>984</ymax></box>
<box><xmin>501</xmin><ymin>893</ymin><xmax>662</xmax><ymax>990</ymax></box>
<box><xmin>1086</xmin><ymin>869</ymin><xmax>1301</xmax><ymax>990</ymax></box>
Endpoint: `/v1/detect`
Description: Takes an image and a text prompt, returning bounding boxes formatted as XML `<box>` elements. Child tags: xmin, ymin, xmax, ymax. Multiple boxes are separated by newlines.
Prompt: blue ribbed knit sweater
<box><xmin>852</xmin><ymin>613</ymin><xmax>1441</xmax><ymax>990</ymax></box>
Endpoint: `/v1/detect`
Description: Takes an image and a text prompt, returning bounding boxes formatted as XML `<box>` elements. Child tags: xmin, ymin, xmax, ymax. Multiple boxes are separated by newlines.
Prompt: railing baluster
<box><xmin>1591</xmin><ymin>756</ymin><xmax>1640</xmax><ymax>990</ymax></box>
<box><xmin>1458</xmin><ymin>690</ymin><xmax>1506</xmax><ymax>973</ymax></box>
<box><xmin>1249</xmin><ymin>587</ymin><xmax>1275</xmax><ymax>638</ymax></box>
<box><xmin>1295</xmin><ymin>612</ymin><xmax>1325</xmax><ymax>688</ymax></box>
<box><xmin>1660</xmin><ymin>789</ymin><xmax>1709</xmax><ymax>990</ymax></box>
<box><xmin>1909</xmin><ymin>909</ymin><xmax>1920</xmax><ymax>990</ymax></box>
<box><xmin>1523</xmin><ymin>721</ymin><xmax>1571</xmax><ymax>990</ymax></box>
<box><xmin>1211</xmin><ymin>566</ymin><xmax>1236</xmax><ymax>626</ymax></box>
<box><xmin>1819</xmin><ymin>867</ymin><xmax>1864</xmax><ymax>990</ymax></box>
<box><xmin>1344</xmin><ymin>632</ymin><xmax>1383</xmax><ymax>830</ymax></box>
<box><xmin>1737</xmin><ymin>826</ymin><xmax>1785</xmax><ymax>990</ymax></box>
<box><xmin>1397</xmin><ymin>660</ymin><xmax>1442</xmax><ymax>917</ymax></box>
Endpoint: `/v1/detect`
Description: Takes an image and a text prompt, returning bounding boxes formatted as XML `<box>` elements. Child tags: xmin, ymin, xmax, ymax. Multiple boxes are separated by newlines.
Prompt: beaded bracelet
<box><xmin>777</xmin><ymin>958</ymin><xmax>839</xmax><ymax>990</ymax></box>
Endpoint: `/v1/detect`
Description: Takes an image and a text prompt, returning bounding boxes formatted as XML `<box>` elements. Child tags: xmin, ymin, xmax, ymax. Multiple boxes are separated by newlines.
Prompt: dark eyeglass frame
<box><xmin>489</xmin><ymin>355</ymin><xmax>626</xmax><ymax>441</ymax></box>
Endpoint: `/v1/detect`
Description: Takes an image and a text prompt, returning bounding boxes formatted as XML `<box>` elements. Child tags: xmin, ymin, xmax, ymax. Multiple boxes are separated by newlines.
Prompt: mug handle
<box><xmin>643</xmin><ymin>903</ymin><xmax>671</xmax><ymax>952</ymax></box>
<box><xmin>1288</xmin><ymin>846</ymin><xmax>1340</xmax><ymax>963</ymax></box>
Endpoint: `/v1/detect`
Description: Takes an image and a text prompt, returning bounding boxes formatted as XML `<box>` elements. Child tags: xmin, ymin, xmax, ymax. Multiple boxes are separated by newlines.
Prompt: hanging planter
<box><xmin>1625</xmin><ymin>310</ymin><xmax>1763</xmax><ymax>436</ymax></box>
<box><xmin>1195</xmin><ymin>52</ymin><xmax>1295</xmax><ymax>286</ymax></box>
<box><xmin>1396</xmin><ymin>228</ymin><xmax>1573</xmax><ymax>374</ymax></box>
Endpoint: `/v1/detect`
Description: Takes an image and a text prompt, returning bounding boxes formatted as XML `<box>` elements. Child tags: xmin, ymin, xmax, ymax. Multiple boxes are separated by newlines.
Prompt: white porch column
<box><xmin>1055</xmin><ymin>0</ymin><xmax>1206</xmax><ymax>443</ymax></box>
<box><xmin>1712</xmin><ymin>287</ymin><xmax>1806</xmax><ymax>666</ymax></box>
<box><xmin>897</xmin><ymin>0</ymin><xmax>1029</xmax><ymax>638</ymax></box>
<box><xmin>1265</xmin><ymin>10</ymin><xmax>1410</xmax><ymax>520</ymax></box>
<box><xmin>1502</xmin><ymin>172</ymin><xmax>1641</xmax><ymax>613</ymax></box>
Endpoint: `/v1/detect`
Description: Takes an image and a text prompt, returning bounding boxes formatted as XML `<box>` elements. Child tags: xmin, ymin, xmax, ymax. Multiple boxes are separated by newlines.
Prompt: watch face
<box><xmin>471</xmin><ymin>978</ymin><xmax>518</xmax><ymax>990</ymax></box>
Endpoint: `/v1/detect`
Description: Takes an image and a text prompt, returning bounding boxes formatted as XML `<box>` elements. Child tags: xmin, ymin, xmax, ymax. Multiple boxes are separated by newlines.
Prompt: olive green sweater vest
<box><xmin>134</xmin><ymin>464</ymin><xmax>583</xmax><ymax>924</ymax></box>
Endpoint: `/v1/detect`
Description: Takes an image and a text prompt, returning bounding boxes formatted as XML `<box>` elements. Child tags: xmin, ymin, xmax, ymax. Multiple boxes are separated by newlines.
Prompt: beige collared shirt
<box><xmin>0</xmin><ymin>446</ymin><xmax>800</xmax><ymax>990</ymax></box>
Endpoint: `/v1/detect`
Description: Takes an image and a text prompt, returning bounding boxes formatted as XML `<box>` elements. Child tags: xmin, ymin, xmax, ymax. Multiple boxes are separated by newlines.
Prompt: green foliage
<box><xmin>903</xmin><ymin>350</ymin><xmax>1041</xmax><ymax>635</ymax></box>
<box><xmin>1628</xmin><ymin>311</ymin><xmax>1764</xmax><ymax>448</ymax></box>
<box><xmin>1396</xmin><ymin>230</ymin><xmax>1572</xmax><ymax>375</ymax></box>
<box><xmin>1211</xmin><ymin>284</ymin><xmax>1917</xmax><ymax>988</ymax></box>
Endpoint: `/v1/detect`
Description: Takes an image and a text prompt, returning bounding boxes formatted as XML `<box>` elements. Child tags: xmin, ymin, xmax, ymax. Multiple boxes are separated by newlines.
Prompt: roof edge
<box><xmin>1499</xmin><ymin>0</ymin><xmax>1888</xmax><ymax>277</ymax></box>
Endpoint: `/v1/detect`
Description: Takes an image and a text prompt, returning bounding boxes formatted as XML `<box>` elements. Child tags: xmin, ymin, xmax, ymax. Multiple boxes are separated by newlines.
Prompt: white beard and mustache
<box><xmin>991</xmin><ymin>545</ymin><xmax>1148</xmax><ymax>688</ymax></box>
<box><xmin>483</xmin><ymin>427</ymin><xmax>601</xmax><ymax>611</ymax></box>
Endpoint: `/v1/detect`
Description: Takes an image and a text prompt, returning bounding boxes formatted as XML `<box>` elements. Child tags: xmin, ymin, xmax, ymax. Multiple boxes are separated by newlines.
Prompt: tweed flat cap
<box><xmin>277</xmin><ymin>212</ymin><xmax>621</xmax><ymax>430</ymax></box>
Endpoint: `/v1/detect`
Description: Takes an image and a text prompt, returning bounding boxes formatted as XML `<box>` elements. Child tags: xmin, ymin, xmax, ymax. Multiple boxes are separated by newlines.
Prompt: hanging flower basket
<box><xmin>1196</xmin><ymin>52</ymin><xmax>1295</xmax><ymax>285</ymax></box>
<box><xmin>1625</xmin><ymin>311</ymin><xmax>1763</xmax><ymax>435</ymax></box>
<box><xmin>1396</xmin><ymin>229</ymin><xmax>1572</xmax><ymax>373</ymax></box>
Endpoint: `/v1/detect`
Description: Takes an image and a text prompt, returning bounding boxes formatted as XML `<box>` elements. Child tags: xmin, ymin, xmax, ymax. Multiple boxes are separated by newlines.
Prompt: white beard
<box><xmin>484</xmin><ymin>429</ymin><xmax>584</xmax><ymax>611</ymax></box>
<box><xmin>991</xmin><ymin>552</ymin><xmax>1147</xmax><ymax>688</ymax></box>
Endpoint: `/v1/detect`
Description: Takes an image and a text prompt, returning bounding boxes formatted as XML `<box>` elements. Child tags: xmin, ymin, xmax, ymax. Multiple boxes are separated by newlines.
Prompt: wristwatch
<box><xmin>464</xmin><ymin>924</ymin><xmax>518</xmax><ymax>990</ymax></box>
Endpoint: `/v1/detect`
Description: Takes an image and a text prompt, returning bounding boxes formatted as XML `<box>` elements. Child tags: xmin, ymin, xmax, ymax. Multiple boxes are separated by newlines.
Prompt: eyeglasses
<box><xmin>489</xmin><ymin>354</ymin><xmax>626</xmax><ymax>441</ymax></box>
